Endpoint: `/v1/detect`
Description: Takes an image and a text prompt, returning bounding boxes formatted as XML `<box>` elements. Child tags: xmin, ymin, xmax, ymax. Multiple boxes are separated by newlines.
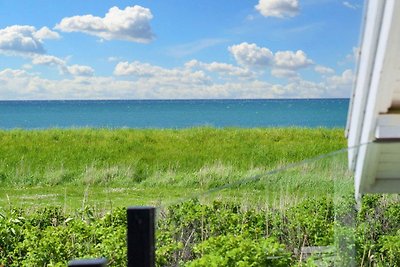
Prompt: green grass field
<box><xmin>1</xmin><ymin>128</ymin><xmax>399</xmax><ymax>266</ymax></box>
<box><xmin>0</xmin><ymin>127</ymin><xmax>350</xmax><ymax>210</ymax></box>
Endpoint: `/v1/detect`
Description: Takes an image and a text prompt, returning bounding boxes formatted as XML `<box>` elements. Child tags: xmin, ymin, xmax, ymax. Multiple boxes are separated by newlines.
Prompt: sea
<box><xmin>0</xmin><ymin>99</ymin><xmax>349</xmax><ymax>129</ymax></box>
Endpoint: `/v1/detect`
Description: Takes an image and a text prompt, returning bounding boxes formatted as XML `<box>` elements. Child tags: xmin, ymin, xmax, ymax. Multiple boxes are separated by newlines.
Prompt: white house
<box><xmin>346</xmin><ymin>0</ymin><xmax>400</xmax><ymax>200</ymax></box>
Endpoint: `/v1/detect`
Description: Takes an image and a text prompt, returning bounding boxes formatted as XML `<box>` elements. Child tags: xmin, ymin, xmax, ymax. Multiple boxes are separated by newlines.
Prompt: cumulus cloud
<box><xmin>272</xmin><ymin>50</ymin><xmax>313</xmax><ymax>78</ymax></box>
<box><xmin>271</xmin><ymin>68</ymin><xmax>299</xmax><ymax>79</ymax></box>
<box><xmin>274</xmin><ymin>50</ymin><xmax>313</xmax><ymax>69</ymax></box>
<box><xmin>114</xmin><ymin>61</ymin><xmax>210</xmax><ymax>86</ymax></box>
<box><xmin>314</xmin><ymin>65</ymin><xmax>335</xmax><ymax>74</ymax></box>
<box><xmin>114</xmin><ymin>61</ymin><xmax>165</xmax><ymax>77</ymax></box>
<box><xmin>22</xmin><ymin>64</ymin><xmax>33</xmax><ymax>70</ymax></box>
<box><xmin>34</xmin><ymin>26</ymin><xmax>60</xmax><ymax>40</ymax></box>
<box><xmin>66</xmin><ymin>65</ymin><xmax>95</xmax><ymax>76</ymax></box>
<box><xmin>185</xmin><ymin>59</ymin><xmax>253</xmax><ymax>78</ymax></box>
<box><xmin>31</xmin><ymin>54</ymin><xmax>94</xmax><ymax>76</ymax></box>
<box><xmin>228</xmin><ymin>42</ymin><xmax>273</xmax><ymax>67</ymax></box>
<box><xmin>32</xmin><ymin>54</ymin><xmax>65</xmax><ymax>66</ymax></box>
<box><xmin>0</xmin><ymin>25</ymin><xmax>94</xmax><ymax>77</ymax></box>
<box><xmin>228</xmin><ymin>42</ymin><xmax>314</xmax><ymax>78</ymax></box>
<box><xmin>324</xmin><ymin>69</ymin><xmax>354</xmax><ymax>97</ymax></box>
<box><xmin>327</xmin><ymin>69</ymin><xmax>354</xmax><ymax>86</ymax></box>
<box><xmin>55</xmin><ymin>5</ymin><xmax>154</xmax><ymax>43</ymax></box>
<box><xmin>0</xmin><ymin>63</ymin><xmax>354</xmax><ymax>100</ymax></box>
<box><xmin>0</xmin><ymin>25</ymin><xmax>59</xmax><ymax>54</ymax></box>
<box><xmin>0</xmin><ymin>68</ymin><xmax>147</xmax><ymax>99</ymax></box>
<box><xmin>255</xmin><ymin>0</ymin><xmax>299</xmax><ymax>18</ymax></box>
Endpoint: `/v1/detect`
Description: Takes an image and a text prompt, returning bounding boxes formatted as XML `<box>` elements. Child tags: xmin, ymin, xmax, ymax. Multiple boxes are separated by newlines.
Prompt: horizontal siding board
<box><xmin>367</xmin><ymin>179</ymin><xmax>400</xmax><ymax>193</ymax></box>
<box><xmin>378</xmin><ymin>153</ymin><xmax>400</xmax><ymax>162</ymax></box>
<box><xmin>376</xmin><ymin>143</ymin><xmax>400</xmax><ymax>153</ymax></box>
<box><xmin>376</xmin><ymin>169</ymin><xmax>400</xmax><ymax>179</ymax></box>
<box><xmin>377</xmin><ymin>162</ymin><xmax>400</xmax><ymax>170</ymax></box>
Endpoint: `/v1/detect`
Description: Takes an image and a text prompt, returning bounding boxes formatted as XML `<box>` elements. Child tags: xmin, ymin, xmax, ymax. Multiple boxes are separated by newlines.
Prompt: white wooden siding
<box><xmin>347</xmin><ymin>0</ymin><xmax>400</xmax><ymax>198</ymax></box>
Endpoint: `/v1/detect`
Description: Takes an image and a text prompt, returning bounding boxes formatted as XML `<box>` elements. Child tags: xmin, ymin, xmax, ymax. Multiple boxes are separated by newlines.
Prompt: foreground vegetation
<box><xmin>0</xmin><ymin>128</ymin><xmax>398</xmax><ymax>266</ymax></box>
<box><xmin>1</xmin><ymin>195</ymin><xmax>399</xmax><ymax>266</ymax></box>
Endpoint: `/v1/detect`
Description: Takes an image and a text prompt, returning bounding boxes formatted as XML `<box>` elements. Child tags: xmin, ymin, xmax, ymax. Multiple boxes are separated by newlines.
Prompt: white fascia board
<box><xmin>360</xmin><ymin>0</ymin><xmax>396</xmax><ymax>145</ymax></box>
<box><xmin>355</xmin><ymin>0</ymin><xmax>397</xmax><ymax>197</ymax></box>
<box><xmin>347</xmin><ymin>0</ymin><xmax>386</xmax><ymax>170</ymax></box>
<box><xmin>375</xmin><ymin>0</ymin><xmax>400</xmax><ymax>112</ymax></box>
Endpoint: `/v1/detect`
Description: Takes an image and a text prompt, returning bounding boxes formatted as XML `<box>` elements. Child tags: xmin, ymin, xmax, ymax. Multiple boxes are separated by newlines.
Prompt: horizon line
<box><xmin>0</xmin><ymin>97</ymin><xmax>350</xmax><ymax>102</ymax></box>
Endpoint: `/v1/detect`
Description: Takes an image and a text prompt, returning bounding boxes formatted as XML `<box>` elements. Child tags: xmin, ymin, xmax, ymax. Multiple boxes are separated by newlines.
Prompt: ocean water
<box><xmin>0</xmin><ymin>99</ymin><xmax>349</xmax><ymax>129</ymax></box>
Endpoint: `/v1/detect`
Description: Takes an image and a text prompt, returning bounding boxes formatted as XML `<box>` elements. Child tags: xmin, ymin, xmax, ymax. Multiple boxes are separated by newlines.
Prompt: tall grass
<box><xmin>0</xmin><ymin>127</ymin><xmax>351</xmax><ymax>209</ymax></box>
<box><xmin>0</xmin><ymin>127</ymin><xmax>346</xmax><ymax>187</ymax></box>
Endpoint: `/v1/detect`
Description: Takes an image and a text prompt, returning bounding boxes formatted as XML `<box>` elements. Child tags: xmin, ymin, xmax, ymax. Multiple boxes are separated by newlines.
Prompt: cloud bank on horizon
<box><xmin>0</xmin><ymin>0</ymin><xmax>363</xmax><ymax>99</ymax></box>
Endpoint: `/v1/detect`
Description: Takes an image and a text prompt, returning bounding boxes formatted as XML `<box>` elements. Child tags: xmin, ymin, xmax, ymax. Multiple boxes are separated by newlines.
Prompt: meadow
<box><xmin>0</xmin><ymin>127</ymin><xmax>347</xmax><ymax>209</ymax></box>
<box><xmin>0</xmin><ymin>128</ymin><xmax>398</xmax><ymax>266</ymax></box>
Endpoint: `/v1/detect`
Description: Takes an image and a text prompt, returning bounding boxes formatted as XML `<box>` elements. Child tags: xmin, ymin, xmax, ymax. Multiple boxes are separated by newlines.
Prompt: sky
<box><xmin>0</xmin><ymin>0</ymin><xmax>364</xmax><ymax>100</ymax></box>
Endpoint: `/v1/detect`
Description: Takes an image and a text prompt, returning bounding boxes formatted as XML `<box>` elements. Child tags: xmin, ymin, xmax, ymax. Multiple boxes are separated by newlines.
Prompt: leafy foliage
<box><xmin>0</xmin><ymin>196</ymin><xmax>399</xmax><ymax>266</ymax></box>
<box><xmin>186</xmin><ymin>234</ymin><xmax>291</xmax><ymax>267</ymax></box>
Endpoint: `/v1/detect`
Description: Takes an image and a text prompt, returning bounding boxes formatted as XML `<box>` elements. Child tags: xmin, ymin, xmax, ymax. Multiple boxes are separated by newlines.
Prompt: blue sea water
<box><xmin>0</xmin><ymin>99</ymin><xmax>349</xmax><ymax>129</ymax></box>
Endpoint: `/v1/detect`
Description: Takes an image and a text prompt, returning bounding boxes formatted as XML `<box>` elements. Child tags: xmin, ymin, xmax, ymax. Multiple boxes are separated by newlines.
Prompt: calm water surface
<box><xmin>0</xmin><ymin>99</ymin><xmax>349</xmax><ymax>129</ymax></box>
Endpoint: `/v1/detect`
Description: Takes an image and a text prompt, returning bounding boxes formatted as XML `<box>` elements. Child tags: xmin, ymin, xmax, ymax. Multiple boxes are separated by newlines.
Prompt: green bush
<box><xmin>0</xmin><ymin>196</ymin><xmax>399</xmax><ymax>266</ymax></box>
<box><xmin>376</xmin><ymin>232</ymin><xmax>400</xmax><ymax>266</ymax></box>
<box><xmin>186</xmin><ymin>234</ymin><xmax>291</xmax><ymax>267</ymax></box>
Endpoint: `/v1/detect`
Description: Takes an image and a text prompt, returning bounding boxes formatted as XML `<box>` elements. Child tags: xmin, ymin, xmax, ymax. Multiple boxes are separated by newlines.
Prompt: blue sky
<box><xmin>0</xmin><ymin>0</ymin><xmax>363</xmax><ymax>99</ymax></box>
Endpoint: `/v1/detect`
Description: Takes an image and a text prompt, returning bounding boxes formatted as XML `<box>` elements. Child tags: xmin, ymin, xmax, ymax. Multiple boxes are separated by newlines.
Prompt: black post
<box><xmin>127</xmin><ymin>206</ymin><xmax>156</xmax><ymax>267</ymax></box>
<box><xmin>68</xmin><ymin>258</ymin><xmax>107</xmax><ymax>267</ymax></box>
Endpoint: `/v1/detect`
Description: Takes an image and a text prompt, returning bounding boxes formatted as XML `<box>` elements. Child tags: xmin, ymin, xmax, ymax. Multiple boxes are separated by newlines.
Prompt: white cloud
<box><xmin>0</xmin><ymin>25</ymin><xmax>59</xmax><ymax>54</ymax></box>
<box><xmin>0</xmin><ymin>68</ymin><xmax>42</xmax><ymax>98</ymax></box>
<box><xmin>325</xmin><ymin>69</ymin><xmax>354</xmax><ymax>97</ymax></box>
<box><xmin>55</xmin><ymin>5</ymin><xmax>154</xmax><ymax>43</ymax></box>
<box><xmin>271</xmin><ymin>68</ymin><xmax>299</xmax><ymax>78</ymax></box>
<box><xmin>327</xmin><ymin>69</ymin><xmax>354</xmax><ymax>86</ymax></box>
<box><xmin>0</xmin><ymin>64</ymin><xmax>354</xmax><ymax>100</ymax></box>
<box><xmin>185</xmin><ymin>59</ymin><xmax>253</xmax><ymax>78</ymax></box>
<box><xmin>114</xmin><ymin>61</ymin><xmax>166</xmax><ymax>77</ymax></box>
<box><xmin>314</xmin><ymin>65</ymin><xmax>335</xmax><ymax>74</ymax></box>
<box><xmin>255</xmin><ymin>0</ymin><xmax>299</xmax><ymax>18</ymax></box>
<box><xmin>114</xmin><ymin>61</ymin><xmax>211</xmax><ymax>86</ymax></box>
<box><xmin>22</xmin><ymin>64</ymin><xmax>33</xmax><ymax>70</ymax></box>
<box><xmin>343</xmin><ymin>1</ymin><xmax>359</xmax><ymax>10</ymax></box>
<box><xmin>34</xmin><ymin>26</ymin><xmax>60</xmax><ymax>40</ymax></box>
<box><xmin>31</xmin><ymin>54</ymin><xmax>94</xmax><ymax>76</ymax></box>
<box><xmin>0</xmin><ymin>25</ymin><xmax>91</xmax><ymax>76</ymax></box>
<box><xmin>32</xmin><ymin>54</ymin><xmax>66</xmax><ymax>66</ymax></box>
<box><xmin>0</xmin><ymin>68</ymin><xmax>130</xmax><ymax>99</ymax></box>
<box><xmin>228</xmin><ymin>42</ymin><xmax>273</xmax><ymax>67</ymax></box>
<box><xmin>0</xmin><ymin>68</ymin><xmax>29</xmax><ymax>78</ymax></box>
<box><xmin>282</xmin><ymin>80</ymin><xmax>321</xmax><ymax>98</ymax></box>
<box><xmin>229</xmin><ymin>43</ymin><xmax>314</xmax><ymax>78</ymax></box>
<box><xmin>274</xmin><ymin>50</ymin><xmax>313</xmax><ymax>69</ymax></box>
<box><xmin>67</xmin><ymin>65</ymin><xmax>95</xmax><ymax>76</ymax></box>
